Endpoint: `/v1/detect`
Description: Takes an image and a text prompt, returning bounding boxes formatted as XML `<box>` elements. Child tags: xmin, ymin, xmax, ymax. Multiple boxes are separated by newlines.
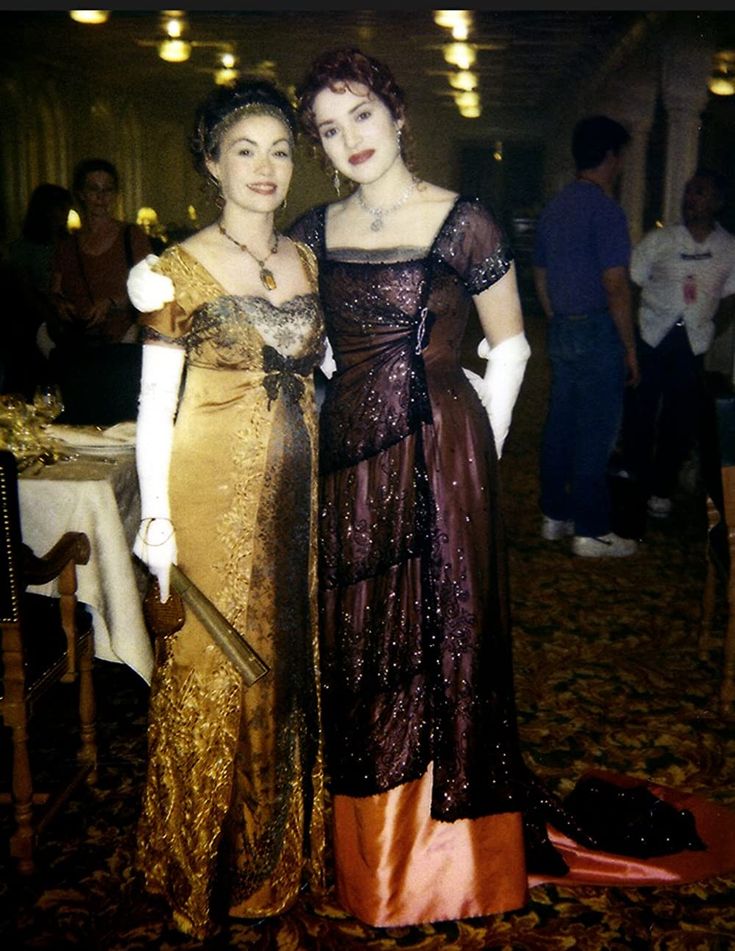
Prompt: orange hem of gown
<box><xmin>332</xmin><ymin>766</ymin><xmax>735</xmax><ymax>928</ymax></box>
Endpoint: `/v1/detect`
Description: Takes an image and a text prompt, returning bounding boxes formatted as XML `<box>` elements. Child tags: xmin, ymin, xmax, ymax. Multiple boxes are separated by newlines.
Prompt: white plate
<box><xmin>50</xmin><ymin>424</ymin><xmax>136</xmax><ymax>450</ymax></box>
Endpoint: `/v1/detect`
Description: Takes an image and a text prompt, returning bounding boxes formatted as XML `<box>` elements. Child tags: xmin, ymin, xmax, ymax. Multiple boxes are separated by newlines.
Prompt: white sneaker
<box><xmin>541</xmin><ymin>516</ymin><xmax>574</xmax><ymax>541</ymax></box>
<box><xmin>647</xmin><ymin>495</ymin><xmax>672</xmax><ymax>518</ymax></box>
<box><xmin>572</xmin><ymin>532</ymin><xmax>638</xmax><ymax>558</ymax></box>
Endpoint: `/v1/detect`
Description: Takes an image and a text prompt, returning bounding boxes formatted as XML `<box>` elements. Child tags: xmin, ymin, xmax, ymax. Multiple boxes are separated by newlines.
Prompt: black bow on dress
<box><xmin>261</xmin><ymin>344</ymin><xmax>312</xmax><ymax>410</ymax></box>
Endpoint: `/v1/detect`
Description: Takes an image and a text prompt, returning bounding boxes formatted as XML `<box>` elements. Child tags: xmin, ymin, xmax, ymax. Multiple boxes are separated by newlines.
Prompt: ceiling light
<box><xmin>165</xmin><ymin>16</ymin><xmax>184</xmax><ymax>39</ymax></box>
<box><xmin>221</xmin><ymin>52</ymin><xmax>236</xmax><ymax>69</ymax></box>
<box><xmin>433</xmin><ymin>11</ymin><xmax>471</xmax><ymax>31</ymax></box>
<box><xmin>433</xmin><ymin>11</ymin><xmax>459</xmax><ymax>28</ymax></box>
<box><xmin>709</xmin><ymin>50</ymin><xmax>735</xmax><ymax>96</ymax></box>
<box><xmin>443</xmin><ymin>42</ymin><xmax>476</xmax><ymax>70</ymax></box>
<box><xmin>493</xmin><ymin>141</ymin><xmax>503</xmax><ymax>161</ymax></box>
<box><xmin>453</xmin><ymin>90</ymin><xmax>480</xmax><ymax>110</ymax></box>
<box><xmin>709</xmin><ymin>74</ymin><xmax>735</xmax><ymax>96</ymax></box>
<box><xmin>458</xmin><ymin>103</ymin><xmax>482</xmax><ymax>119</ymax></box>
<box><xmin>69</xmin><ymin>11</ymin><xmax>110</xmax><ymax>25</ymax></box>
<box><xmin>215</xmin><ymin>67</ymin><xmax>240</xmax><ymax>86</ymax></box>
<box><xmin>448</xmin><ymin>70</ymin><xmax>478</xmax><ymax>92</ymax></box>
<box><xmin>434</xmin><ymin>10</ymin><xmax>473</xmax><ymax>41</ymax></box>
<box><xmin>158</xmin><ymin>38</ymin><xmax>192</xmax><ymax>63</ymax></box>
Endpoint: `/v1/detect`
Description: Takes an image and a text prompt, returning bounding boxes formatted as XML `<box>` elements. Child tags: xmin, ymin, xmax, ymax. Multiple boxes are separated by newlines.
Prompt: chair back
<box><xmin>0</xmin><ymin>449</ymin><xmax>22</xmax><ymax>625</ymax></box>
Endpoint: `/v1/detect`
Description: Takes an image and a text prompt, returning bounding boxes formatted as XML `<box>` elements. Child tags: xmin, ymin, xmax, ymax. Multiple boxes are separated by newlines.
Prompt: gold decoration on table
<box><xmin>0</xmin><ymin>394</ymin><xmax>74</xmax><ymax>470</ymax></box>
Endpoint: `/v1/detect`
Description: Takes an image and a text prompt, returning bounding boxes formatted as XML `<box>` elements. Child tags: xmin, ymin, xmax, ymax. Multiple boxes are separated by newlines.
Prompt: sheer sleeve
<box><xmin>137</xmin><ymin>246</ymin><xmax>200</xmax><ymax>343</ymax></box>
<box><xmin>436</xmin><ymin>198</ymin><xmax>514</xmax><ymax>295</ymax></box>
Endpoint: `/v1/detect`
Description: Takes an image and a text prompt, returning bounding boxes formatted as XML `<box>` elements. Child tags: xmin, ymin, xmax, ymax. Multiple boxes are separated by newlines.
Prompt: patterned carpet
<box><xmin>2</xmin><ymin>311</ymin><xmax>735</xmax><ymax>950</ymax></box>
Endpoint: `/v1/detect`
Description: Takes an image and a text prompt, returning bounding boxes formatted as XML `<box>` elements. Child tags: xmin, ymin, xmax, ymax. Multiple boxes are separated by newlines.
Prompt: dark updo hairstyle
<box><xmin>189</xmin><ymin>79</ymin><xmax>298</xmax><ymax>188</ymax></box>
<box><xmin>296</xmin><ymin>47</ymin><xmax>412</xmax><ymax>166</ymax></box>
<box><xmin>72</xmin><ymin>158</ymin><xmax>119</xmax><ymax>198</ymax></box>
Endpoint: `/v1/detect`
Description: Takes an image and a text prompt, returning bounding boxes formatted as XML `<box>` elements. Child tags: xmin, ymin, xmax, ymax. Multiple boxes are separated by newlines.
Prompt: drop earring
<box><xmin>332</xmin><ymin>166</ymin><xmax>341</xmax><ymax>196</ymax></box>
<box><xmin>209</xmin><ymin>174</ymin><xmax>224</xmax><ymax>210</ymax></box>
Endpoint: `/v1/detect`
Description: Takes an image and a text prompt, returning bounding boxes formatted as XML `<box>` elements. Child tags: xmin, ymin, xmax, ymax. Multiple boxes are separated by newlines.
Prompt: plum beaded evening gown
<box><xmin>135</xmin><ymin>242</ymin><xmax>327</xmax><ymax>939</ymax></box>
<box><xmin>290</xmin><ymin>197</ymin><xmax>532</xmax><ymax>923</ymax></box>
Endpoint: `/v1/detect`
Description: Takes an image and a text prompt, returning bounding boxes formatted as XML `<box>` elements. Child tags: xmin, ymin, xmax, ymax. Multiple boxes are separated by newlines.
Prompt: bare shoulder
<box><xmin>409</xmin><ymin>182</ymin><xmax>459</xmax><ymax>237</ymax></box>
<box><xmin>180</xmin><ymin>226</ymin><xmax>217</xmax><ymax>255</ymax></box>
<box><xmin>323</xmin><ymin>196</ymin><xmax>353</xmax><ymax>225</ymax></box>
<box><xmin>416</xmin><ymin>181</ymin><xmax>458</xmax><ymax>205</ymax></box>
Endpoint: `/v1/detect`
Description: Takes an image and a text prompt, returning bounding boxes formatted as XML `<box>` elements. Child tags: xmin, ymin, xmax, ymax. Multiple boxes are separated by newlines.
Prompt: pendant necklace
<box><xmin>218</xmin><ymin>221</ymin><xmax>279</xmax><ymax>291</ymax></box>
<box><xmin>357</xmin><ymin>177</ymin><xmax>419</xmax><ymax>232</ymax></box>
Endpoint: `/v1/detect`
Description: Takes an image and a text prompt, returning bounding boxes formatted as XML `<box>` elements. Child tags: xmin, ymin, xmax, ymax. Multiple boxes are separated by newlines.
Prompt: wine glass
<box><xmin>33</xmin><ymin>384</ymin><xmax>64</xmax><ymax>425</ymax></box>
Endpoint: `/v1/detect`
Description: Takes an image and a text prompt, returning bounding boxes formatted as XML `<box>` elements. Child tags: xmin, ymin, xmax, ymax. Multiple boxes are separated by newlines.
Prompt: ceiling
<box><xmin>0</xmin><ymin>10</ymin><xmax>680</xmax><ymax>127</ymax></box>
<box><xmin>1</xmin><ymin>9</ymin><xmax>733</xmax><ymax>139</ymax></box>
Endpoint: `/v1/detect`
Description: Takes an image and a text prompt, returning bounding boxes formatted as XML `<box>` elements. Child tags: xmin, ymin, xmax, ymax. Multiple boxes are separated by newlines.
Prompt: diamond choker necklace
<box><xmin>357</xmin><ymin>178</ymin><xmax>419</xmax><ymax>232</ymax></box>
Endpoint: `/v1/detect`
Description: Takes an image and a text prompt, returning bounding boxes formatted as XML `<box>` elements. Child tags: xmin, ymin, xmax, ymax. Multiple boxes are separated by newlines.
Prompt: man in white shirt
<box><xmin>619</xmin><ymin>168</ymin><xmax>735</xmax><ymax>519</ymax></box>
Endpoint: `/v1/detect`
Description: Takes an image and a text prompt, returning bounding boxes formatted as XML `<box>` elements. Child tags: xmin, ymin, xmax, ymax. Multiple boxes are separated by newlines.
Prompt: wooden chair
<box><xmin>699</xmin><ymin>396</ymin><xmax>735</xmax><ymax>715</ymax></box>
<box><xmin>0</xmin><ymin>449</ymin><xmax>97</xmax><ymax>874</ymax></box>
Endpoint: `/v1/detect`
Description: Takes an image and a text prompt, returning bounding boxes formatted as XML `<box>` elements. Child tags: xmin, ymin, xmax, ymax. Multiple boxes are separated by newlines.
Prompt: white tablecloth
<box><xmin>18</xmin><ymin>450</ymin><xmax>154</xmax><ymax>684</ymax></box>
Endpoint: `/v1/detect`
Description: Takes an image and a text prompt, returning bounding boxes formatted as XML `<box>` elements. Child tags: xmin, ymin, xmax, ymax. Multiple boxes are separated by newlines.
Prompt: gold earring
<box><xmin>332</xmin><ymin>167</ymin><xmax>341</xmax><ymax>196</ymax></box>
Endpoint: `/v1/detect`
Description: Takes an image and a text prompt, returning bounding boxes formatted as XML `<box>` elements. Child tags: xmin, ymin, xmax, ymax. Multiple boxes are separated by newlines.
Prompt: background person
<box><xmin>50</xmin><ymin>157</ymin><xmax>150</xmax><ymax>347</ymax></box>
<box><xmin>618</xmin><ymin>168</ymin><xmax>735</xmax><ymax>522</ymax></box>
<box><xmin>0</xmin><ymin>183</ymin><xmax>71</xmax><ymax>396</ymax></box>
<box><xmin>48</xmin><ymin>158</ymin><xmax>152</xmax><ymax>424</ymax></box>
<box><xmin>533</xmin><ymin>114</ymin><xmax>639</xmax><ymax>558</ymax></box>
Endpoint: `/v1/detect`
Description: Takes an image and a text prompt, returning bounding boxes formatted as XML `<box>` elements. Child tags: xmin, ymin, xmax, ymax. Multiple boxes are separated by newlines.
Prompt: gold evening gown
<box><xmin>135</xmin><ymin>243</ymin><xmax>327</xmax><ymax>939</ymax></box>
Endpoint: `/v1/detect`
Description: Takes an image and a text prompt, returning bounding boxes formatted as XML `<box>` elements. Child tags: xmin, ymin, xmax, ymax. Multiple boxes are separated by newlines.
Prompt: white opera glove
<box><xmin>133</xmin><ymin>343</ymin><xmax>186</xmax><ymax>602</ymax></box>
<box><xmin>127</xmin><ymin>254</ymin><xmax>174</xmax><ymax>313</ymax></box>
<box><xmin>463</xmin><ymin>331</ymin><xmax>531</xmax><ymax>459</ymax></box>
<box><xmin>319</xmin><ymin>337</ymin><xmax>337</xmax><ymax>379</ymax></box>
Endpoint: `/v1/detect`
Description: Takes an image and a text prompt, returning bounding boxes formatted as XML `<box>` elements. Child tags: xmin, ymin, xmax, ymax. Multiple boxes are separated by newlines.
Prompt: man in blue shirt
<box><xmin>533</xmin><ymin>115</ymin><xmax>639</xmax><ymax>557</ymax></box>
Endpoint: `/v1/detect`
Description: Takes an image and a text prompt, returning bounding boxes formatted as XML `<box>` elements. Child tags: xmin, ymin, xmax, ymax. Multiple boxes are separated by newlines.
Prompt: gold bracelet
<box><xmin>140</xmin><ymin>517</ymin><xmax>174</xmax><ymax>546</ymax></box>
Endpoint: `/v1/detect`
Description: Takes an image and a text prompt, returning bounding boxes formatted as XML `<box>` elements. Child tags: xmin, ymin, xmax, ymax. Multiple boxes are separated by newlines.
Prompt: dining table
<box><xmin>17</xmin><ymin>421</ymin><xmax>154</xmax><ymax>685</ymax></box>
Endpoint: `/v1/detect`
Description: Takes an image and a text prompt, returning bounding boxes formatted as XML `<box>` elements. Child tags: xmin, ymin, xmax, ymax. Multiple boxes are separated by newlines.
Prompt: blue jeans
<box><xmin>540</xmin><ymin>310</ymin><xmax>625</xmax><ymax>537</ymax></box>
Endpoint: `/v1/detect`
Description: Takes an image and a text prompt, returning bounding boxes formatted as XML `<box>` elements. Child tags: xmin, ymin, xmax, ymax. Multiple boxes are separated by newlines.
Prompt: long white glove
<box><xmin>127</xmin><ymin>254</ymin><xmax>174</xmax><ymax>313</ymax></box>
<box><xmin>463</xmin><ymin>331</ymin><xmax>531</xmax><ymax>459</ymax></box>
<box><xmin>319</xmin><ymin>338</ymin><xmax>337</xmax><ymax>379</ymax></box>
<box><xmin>133</xmin><ymin>343</ymin><xmax>186</xmax><ymax>601</ymax></box>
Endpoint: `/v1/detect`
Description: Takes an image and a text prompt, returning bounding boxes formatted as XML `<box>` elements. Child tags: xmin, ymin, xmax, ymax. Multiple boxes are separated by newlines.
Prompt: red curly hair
<box><xmin>296</xmin><ymin>47</ymin><xmax>407</xmax><ymax>145</ymax></box>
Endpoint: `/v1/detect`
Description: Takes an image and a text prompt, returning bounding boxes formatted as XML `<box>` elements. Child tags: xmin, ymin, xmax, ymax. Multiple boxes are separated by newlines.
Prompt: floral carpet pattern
<box><xmin>2</xmin><ymin>313</ymin><xmax>735</xmax><ymax>949</ymax></box>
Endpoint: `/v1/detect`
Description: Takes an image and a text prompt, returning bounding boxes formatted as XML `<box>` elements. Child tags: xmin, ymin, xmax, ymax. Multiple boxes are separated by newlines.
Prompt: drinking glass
<box><xmin>33</xmin><ymin>384</ymin><xmax>64</xmax><ymax>424</ymax></box>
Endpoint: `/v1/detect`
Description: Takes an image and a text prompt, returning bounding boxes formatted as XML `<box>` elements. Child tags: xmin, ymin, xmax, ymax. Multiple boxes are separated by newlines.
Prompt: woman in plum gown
<box><xmin>131</xmin><ymin>80</ymin><xmax>326</xmax><ymax>939</ymax></box>
<box><xmin>288</xmin><ymin>47</ymin><xmax>535</xmax><ymax>925</ymax></box>
<box><xmin>288</xmin><ymin>47</ymin><xmax>735</xmax><ymax>927</ymax></box>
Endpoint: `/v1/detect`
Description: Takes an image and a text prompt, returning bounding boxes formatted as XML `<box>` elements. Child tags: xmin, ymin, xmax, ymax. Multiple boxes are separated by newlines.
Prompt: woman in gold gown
<box><xmin>131</xmin><ymin>80</ymin><xmax>327</xmax><ymax>939</ymax></box>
